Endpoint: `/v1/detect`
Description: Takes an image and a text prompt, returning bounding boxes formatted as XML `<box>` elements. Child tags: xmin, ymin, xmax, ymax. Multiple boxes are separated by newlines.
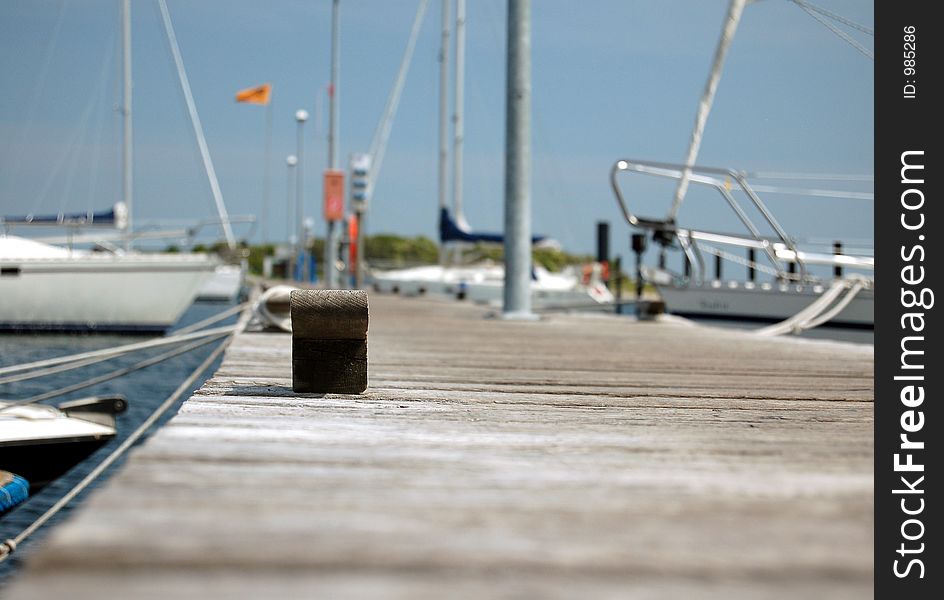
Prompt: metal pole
<box><xmin>262</xmin><ymin>102</ymin><xmax>273</xmax><ymax>245</ymax></box>
<box><xmin>326</xmin><ymin>0</ymin><xmax>341</xmax><ymax>288</ymax></box>
<box><xmin>438</xmin><ymin>0</ymin><xmax>450</xmax><ymax>213</ymax></box>
<box><xmin>453</xmin><ymin>0</ymin><xmax>465</xmax><ymax>223</ymax></box>
<box><xmin>286</xmin><ymin>155</ymin><xmax>297</xmax><ymax>259</ymax></box>
<box><xmin>613</xmin><ymin>255</ymin><xmax>623</xmax><ymax>314</ymax></box>
<box><xmin>747</xmin><ymin>247</ymin><xmax>756</xmax><ymax>282</ymax></box>
<box><xmin>833</xmin><ymin>241</ymin><xmax>843</xmax><ymax>278</ymax></box>
<box><xmin>502</xmin><ymin>0</ymin><xmax>533</xmax><ymax>318</ymax></box>
<box><xmin>121</xmin><ymin>0</ymin><xmax>133</xmax><ymax>250</ymax></box>
<box><xmin>355</xmin><ymin>211</ymin><xmax>365</xmax><ymax>288</ymax></box>
<box><xmin>295</xmin><ymin>111</ymin><xmax>308</xmax><ymax>282</ymax></box>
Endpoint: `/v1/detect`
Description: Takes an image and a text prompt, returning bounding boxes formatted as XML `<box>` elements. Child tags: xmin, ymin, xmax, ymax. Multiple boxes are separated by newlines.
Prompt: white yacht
<box><xmin>0</xmin><ymin>235</ymin><xmax>215</xmax><ymax>333</ymax></box>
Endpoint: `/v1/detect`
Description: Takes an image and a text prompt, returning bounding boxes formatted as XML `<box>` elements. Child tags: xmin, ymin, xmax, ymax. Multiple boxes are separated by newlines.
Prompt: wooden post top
<box><xmin>290</xmin><ymin>290</ymin><xmax>368</xmax><ymax>340</ymax></box>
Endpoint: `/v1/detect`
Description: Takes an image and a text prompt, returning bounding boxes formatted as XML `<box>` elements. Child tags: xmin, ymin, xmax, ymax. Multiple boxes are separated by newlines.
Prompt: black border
<box><xmin>875</xmin><ymin>2</ymin><xmax>939</xmax><ymax>597</ymax></box>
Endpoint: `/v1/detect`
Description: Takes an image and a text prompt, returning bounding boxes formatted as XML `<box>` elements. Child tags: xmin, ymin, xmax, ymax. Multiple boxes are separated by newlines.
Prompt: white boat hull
<box><xmin>371</xmin><ymin>264</ymin><xmax>614</xmax><ymax>307</ymax></box>
<box><xmin>0</xmin><ymin>252</ymin><xmax>216</xmax><ymax>332</ymax></box>
<box><xmin>656</xmin><ymin>280</ymin><xmax>873</xmax><ymax>327</ymax></box>
<box><xmin>196</xmin><ymin>263</ymin><xmax>245</xmax><ymax>301</ymax></box>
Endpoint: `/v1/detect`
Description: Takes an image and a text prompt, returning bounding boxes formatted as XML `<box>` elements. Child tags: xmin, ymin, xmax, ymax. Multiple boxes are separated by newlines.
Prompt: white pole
<box><xmin>262</xmin><ymin>102</ymin><xmax>273</xmax><ymax>245</ymax></box>
<box><xmin>453</xmin><ymin>0</ymin><xmax>466</xmax><ymax>226</ymax></box>
<box><xmin>295</xmin><ymin>111</ymin><xmax>308</xmax><ymax>282</ymax></box>
<box><xmin>121</xmin><ymin>0</ymin><xmax>133</xmax><ymax>250</ymax></box>
<box><xmin>286</xmin><ymin>155</ymin><xmax>297</xmax><ymax>248</ymax></box>
<box><xmin>438</xmin><ymin>0</ymin><xmax>450</xmax><ymax>213</ymax></box>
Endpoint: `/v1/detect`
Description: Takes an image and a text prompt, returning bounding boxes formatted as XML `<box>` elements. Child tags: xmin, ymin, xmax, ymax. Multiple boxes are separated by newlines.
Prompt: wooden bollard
<box><xmin>291</xmin><ymin>290</ymin><xmax>369</xmax><ymax>394</ymax></box>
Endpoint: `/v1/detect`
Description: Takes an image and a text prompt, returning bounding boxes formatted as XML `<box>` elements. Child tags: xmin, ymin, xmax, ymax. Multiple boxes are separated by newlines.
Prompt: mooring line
<box><xmin>0</xmin><ymin>326</ymin><xmax>235</xmax><ymax>383</ymax></box>
<box><xmin>4</xmin><ymin>333</ymin><xmax>229</xmax><ymax>409</ymax></box>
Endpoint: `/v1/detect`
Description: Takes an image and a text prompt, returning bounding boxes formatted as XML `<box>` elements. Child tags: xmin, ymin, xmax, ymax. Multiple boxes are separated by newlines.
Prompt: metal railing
<box><xmin>610</xmin><ymin>159</ymin><xmax>817</xmax><ymax>285</ymax></box>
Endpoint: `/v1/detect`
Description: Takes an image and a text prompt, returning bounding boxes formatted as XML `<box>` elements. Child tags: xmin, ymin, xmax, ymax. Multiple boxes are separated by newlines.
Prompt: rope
<box><xmin>3</xmin><ymin>333</ymin><xmax>229</xmax><ymax>408</ymax></box>
<box><xmin>754</xmin><ymin>275</ymin><xmax>869</xmax><ymax>335</ymax></box>
<box><xmin>251</xmin><ymin>285</ymin><xmax>295</xmax><ymax>332</ymax></box>
<box><xmin>799</xmin><ymin>277</ymin><xmax>868</xmax><ymax>330</ymax></box>
<box><xmin>0</xmin><ymin>304</ymin><xmax>251</xmax><ymax>562</ymax></box>
<box><xmin>0</xmin><ymin>326</ymin><xmax>235</xmax><ymax>383</ymax></box>
<box><xmin>172</xmin><ymin>301</ymin><xmax>249</xmax><ymax>335</ymax></box>
<box><xmin>0</xmin><ymin>303</ymin><xmax>244</xmax><ymax>388</ymax></box>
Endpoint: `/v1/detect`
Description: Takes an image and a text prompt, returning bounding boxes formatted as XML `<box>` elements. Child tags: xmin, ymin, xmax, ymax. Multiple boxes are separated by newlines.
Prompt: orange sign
<box><xmin>323</xmin><ymin>169</ymin><xmax>345</xmax><ymax>221</ymax></box>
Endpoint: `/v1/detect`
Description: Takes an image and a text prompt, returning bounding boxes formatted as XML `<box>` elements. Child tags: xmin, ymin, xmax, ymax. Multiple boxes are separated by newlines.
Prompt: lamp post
<box><xmin>285</xmin><ymin>154</ymin><xmax>297</xmax><ymax>278</ymax></box>
<box><xmin>295</xmin><ymin>109</ymin><xmax>309</xmax><ymax>282</ymax></box>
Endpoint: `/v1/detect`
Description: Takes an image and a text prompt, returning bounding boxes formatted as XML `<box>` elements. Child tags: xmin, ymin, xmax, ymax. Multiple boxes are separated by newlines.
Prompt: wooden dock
<box><xmin>8</xmin><ymin>295</ymin><xmax>873</xmax><ymax>599</ymax></box>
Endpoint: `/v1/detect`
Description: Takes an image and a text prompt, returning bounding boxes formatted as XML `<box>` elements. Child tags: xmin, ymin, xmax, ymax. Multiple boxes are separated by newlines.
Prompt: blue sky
<box><xmin>0</xmin><ymin>0</ymin><xmax>873</xmax><ymax>254</ymax></box>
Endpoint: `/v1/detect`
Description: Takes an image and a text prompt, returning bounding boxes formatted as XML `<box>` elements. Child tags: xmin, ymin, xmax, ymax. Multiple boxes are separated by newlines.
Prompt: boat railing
<box><xmin>608</xmin><ymin>159</ymin><xmax>857</xmax><ymax>286</ymax></box>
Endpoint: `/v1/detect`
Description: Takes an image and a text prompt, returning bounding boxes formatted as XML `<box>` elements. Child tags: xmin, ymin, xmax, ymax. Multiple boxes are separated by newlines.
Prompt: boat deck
<box><xmin>7</xmin><ymin>294</ymin><xmax>874</xmax><ymax>599</ymax></box>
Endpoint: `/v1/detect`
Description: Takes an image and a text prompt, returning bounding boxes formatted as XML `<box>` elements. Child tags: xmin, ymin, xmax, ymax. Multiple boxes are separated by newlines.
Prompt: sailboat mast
<box><xmin>438</xmin><ymin>0</ymin><xmax>450</xmax><ymax>212</ymax></box>
<box><xmin>121</xmin><ymin>0</ymin><xmax>133</xmax><ymax>250</ymax></box>
<box><xmin>453</xmin><ymin>0</ymin><xmax>465</xmax><ymax>225</ymax></box>
<box><xmin>669</xmin><ymin>0</ymin><xmax>747</xmax><ymax>219</ymax></box>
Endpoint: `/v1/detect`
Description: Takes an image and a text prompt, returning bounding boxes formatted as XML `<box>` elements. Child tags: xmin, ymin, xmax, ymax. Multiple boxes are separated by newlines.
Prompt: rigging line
<box><xmin>793</xmin><ymin>1</ymin><xmax>873</xmax><ymax>59</ymax></box>
<box><xmin>745</xmin><ymin>171</ymin><xmax>873</xmax><ymax>182</ymax></box>
<box><xmin>1</xmin><ymin>0</ymin><xmax>69</xmax><ymax>191</ymax></box>
<box><xmin>0</xmin><ymin>310</ymin><xmax>247</xmax><ymax>563</ymax></box>
<box><xmin>0</xmin><ymin>326</ymin><xmax>236</xmax><ymax>380</ymax></box>
<box><xmin>745</xmin><ymin>184</ymin><xmax>873</xmax><ymax>201</ymax></box>
<box><xmin>30</xmin><ymin>39</ymin><xmax>112</xmax><ymax>219</ymax></box>
<box><xmin>156</xmin><ymin>0</ymin><xmax>236</xmax><ymax>249</ymax></box>
<box><xmin>85</xmin><ymin>31</ymin><xmax>117</xmax><ymax>215</ymax></box>
<box><xmin>366</xmin><ymin>0</ymin><xmax>430</xmax><ymax>199</ymax></box>
<box><xmin>58</xmin><ymin>34</ymin><xmax>116</xmax><ymax>215</ymax></box>
<box><xmin>700</xmin><ymin>245</ymin><xmax>784</xmax><ymax>278</ymax></box>
<box><xmin>788</xmin><ymin>0</ymin><xmax>873</xmax><ymax>36</ymax></box>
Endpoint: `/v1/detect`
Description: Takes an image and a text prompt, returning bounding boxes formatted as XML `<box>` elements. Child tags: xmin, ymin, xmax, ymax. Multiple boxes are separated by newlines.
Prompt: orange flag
<box><xmin>235</xmin><ymin>83</ymin><xmax>272</xmax><ymax>105</ymax></box>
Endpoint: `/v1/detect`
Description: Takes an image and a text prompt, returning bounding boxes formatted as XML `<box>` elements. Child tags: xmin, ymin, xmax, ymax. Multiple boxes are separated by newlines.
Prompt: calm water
<box><xmin>0</xmin><ymin>300</ymin><xmax>239</xmax><ymax>585</ymax></box>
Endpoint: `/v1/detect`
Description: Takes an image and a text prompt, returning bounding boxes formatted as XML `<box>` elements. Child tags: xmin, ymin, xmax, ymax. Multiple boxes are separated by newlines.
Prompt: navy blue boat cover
<box><xmin>439</xmin><ymin>208</ymin><xmax>546</xmax><ymax>245</ymax></box>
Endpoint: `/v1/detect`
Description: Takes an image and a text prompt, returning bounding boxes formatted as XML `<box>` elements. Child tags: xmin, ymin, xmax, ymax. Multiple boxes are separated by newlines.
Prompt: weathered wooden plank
<box><xmin>6</xmin><ymin>295</ymin><xmax>874</xmax><ymax>599</ymax></box>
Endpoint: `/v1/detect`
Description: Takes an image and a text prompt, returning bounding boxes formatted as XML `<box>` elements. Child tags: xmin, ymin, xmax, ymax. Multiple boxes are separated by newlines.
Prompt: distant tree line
<box><xmin>170</xmin><ymin>234</ymin><xmax>596</xmax><ymax>276</ymax></box>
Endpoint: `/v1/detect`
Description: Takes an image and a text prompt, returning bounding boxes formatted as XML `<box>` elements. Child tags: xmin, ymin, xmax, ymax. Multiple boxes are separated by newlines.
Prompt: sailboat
<box><xmin>368</xmin><ymin>0</ymin><xmax>613</xmax><ymax>308</ymax></box>
<box><xmin>609</xmin><ymin>0</ymin><xmax>873</xmax><ymax>331</ymax></box>
<box><xmin>0</xmin><ymin>0</ymin><xmax>234</xmax><ymax>332</ymax></box>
